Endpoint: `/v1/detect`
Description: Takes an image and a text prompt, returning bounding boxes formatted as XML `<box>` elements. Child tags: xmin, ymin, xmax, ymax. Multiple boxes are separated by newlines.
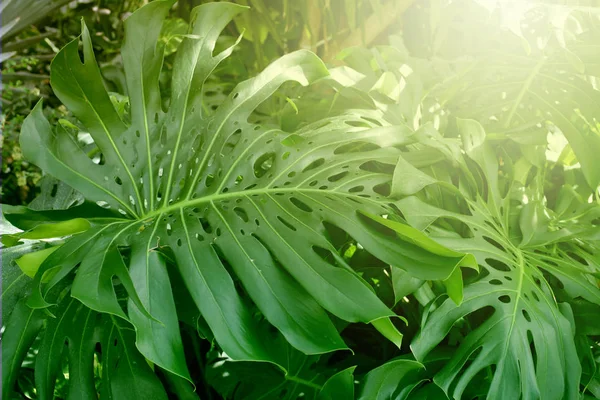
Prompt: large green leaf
<box><xmin>11</xmin><ymin>0</ymin><xmax>473</xmax><ymax>386</ymax></box>
<box><xmin>399</xmin><ymin>120</ymin><xmax>600</xmax><ymax>400</ymax></box>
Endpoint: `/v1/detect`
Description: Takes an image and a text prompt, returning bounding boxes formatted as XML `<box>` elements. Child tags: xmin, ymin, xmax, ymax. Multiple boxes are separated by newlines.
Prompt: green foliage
<box><xmin>2</xmin><ymin>1</ymin><xmax>600</xmax><ymax>399</ymax></box>
<box><xmin>1</xmin><ymin>0</ymin><xmax>150</xmax><ymax>206</ymax></box>
<box><xmin>2</xmin><ymin>1</ymin><xmax>471</xmax><ymax>398</ymax></box>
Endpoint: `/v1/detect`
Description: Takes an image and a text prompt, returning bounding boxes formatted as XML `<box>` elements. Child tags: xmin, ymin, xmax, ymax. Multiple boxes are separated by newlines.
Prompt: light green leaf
<box><xmin>1</xmin><ymin>218</ymin><xmax>90</xmax><ymax>247</ymax></box>
<box><xmin>15</xmin><ymin>246</ymin><xmax>59</xmax><ymax>278</ymax></box>
<box><xmin>401</xmin><ymin>183</ymin><xmax>597</xmax><ymax>400</ymax></box>
<box><xmin>359</xmin><ymin>211</ymin><xmax>477</xmax><ymax>304</ymax></box>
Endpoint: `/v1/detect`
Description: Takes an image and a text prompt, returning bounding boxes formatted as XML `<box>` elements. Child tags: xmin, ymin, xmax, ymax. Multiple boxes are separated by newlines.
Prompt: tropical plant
<box><xmin>2</xmin><ymin>0</ymin><xmax>600</xmax><ymax>399</ymax></box>
<box><xmin>309</xmin><ymin>1</ymin><xmax>600</xmax><ymax>398</ymax></box>
<box><xmin>1</xmin><ymin>1</ymin><xmax>474</xmax><ymax>398</ymax></box>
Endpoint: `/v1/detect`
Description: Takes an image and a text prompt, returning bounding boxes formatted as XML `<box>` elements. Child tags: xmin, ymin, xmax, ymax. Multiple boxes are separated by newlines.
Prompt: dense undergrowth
<box><xmin>2</xmin><ymin>1</ymin><xmax>600</xmax><ymax>399</ymax></box>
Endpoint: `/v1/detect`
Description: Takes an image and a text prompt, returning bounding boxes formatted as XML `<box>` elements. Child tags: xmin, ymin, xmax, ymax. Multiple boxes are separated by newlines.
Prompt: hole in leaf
<box><xmin>483</xmin><ymin>236</ymin><xmax>506</xmax><ymax>252</ymax></box>
<box><xmin>373</xmin><ymin>182</ymin><xmax>390</xmax><ymax>196</ymax></box>
<box><xmin>498</xmin><ymin>295</ymin><xmax>511</xmax><ymax>303</ymax></box>
<box><xmin>199</xmin><ymin>217</ymin><xmax>213</xmax><ymax>233</ymax></box>
<box><xmin>205</xmin><ymin>174</ymin><xmax>214</xmax><ymax>187</ymax></box>
<box><xmin>327</xmin><ymin>171</ymin><xmax>349</xmax><ymax>182</ymax></box>
<box><xmin>359</xmin><ymin>160</ymin><xmax>394</xmax><ymax>174</ymax></box>
<box><xmin>277</xmin><ymin>216</ymin><xmax>297</xmax><ymax>231</ymax></box>
<box><xmin>223</xmin><ymin>128</ymin><xmax>242</xmax><ymax>155</ymax></box>
<box><xmin>254</xmin><ymin>153</ymin><xmax>275</xmax><ymax>178</ymax></box>
<box><xmin>289</xmin><ymin>197</ymin><xmax>312</xmax><ymax>212</ymax></box>
<box><xmin>567</xmin><ymin>251</ymin><xmax>588</xmax><ymax>266</ymax></box>
<box><xmin>527</xmin><ymin>330</ymin><xmax>537</xmax><ymax>366</ymax></box>
<box><xmin>234</xmin><ymin>207</ymin><xmax>249</xmax><ymax>223</ymax></box>
<box><xmin>302</xmin><ymin>158</ymin><xmax>325</xmax><ymax>172</ymax></box>
<box><xmin>485</xmin><ymin>258</ymin><xmax>511</xmax><ymax>272</ymax></box>
<box><xmin>312</xmin><ymin>245</ymin><xmax>336</xmax><ymax>263</ymax></box>
<box><xmin>489</xmin><ymin>279</ymin><xmax>503</xmax><ymax>285</ymax></box>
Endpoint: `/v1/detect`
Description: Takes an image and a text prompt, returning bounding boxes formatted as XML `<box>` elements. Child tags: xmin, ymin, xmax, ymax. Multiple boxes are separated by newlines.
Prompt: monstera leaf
<box><xmin>396</xmin><ymin>120</ymin><xmax>600</xmax><ymax>399</ymax></box>
<box><xmin>2</xmin><ymin>0</ymin><xmax>474</xmax><ymax>394</ymax></box>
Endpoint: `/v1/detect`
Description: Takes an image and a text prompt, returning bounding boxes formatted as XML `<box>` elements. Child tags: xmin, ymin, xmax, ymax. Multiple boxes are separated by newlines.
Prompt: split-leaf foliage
<box><xmin>2</xmin><ymin>0</ymin><xmax>600</xmax><ymax>399</ymax></box>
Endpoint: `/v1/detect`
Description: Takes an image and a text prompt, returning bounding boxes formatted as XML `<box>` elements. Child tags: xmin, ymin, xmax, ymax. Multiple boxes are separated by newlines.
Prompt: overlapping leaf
<box><xmin>397</xmin><ymin>119</ymin><xmax>600</xmax><ymax>399</ymax></box>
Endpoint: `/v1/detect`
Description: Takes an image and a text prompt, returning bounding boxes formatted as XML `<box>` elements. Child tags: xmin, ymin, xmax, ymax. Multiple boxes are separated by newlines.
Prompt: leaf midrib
<box><xmin>144</xmin><ymin>187</ymin><xmax>388</xmax><ymax>219</ymax></box>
